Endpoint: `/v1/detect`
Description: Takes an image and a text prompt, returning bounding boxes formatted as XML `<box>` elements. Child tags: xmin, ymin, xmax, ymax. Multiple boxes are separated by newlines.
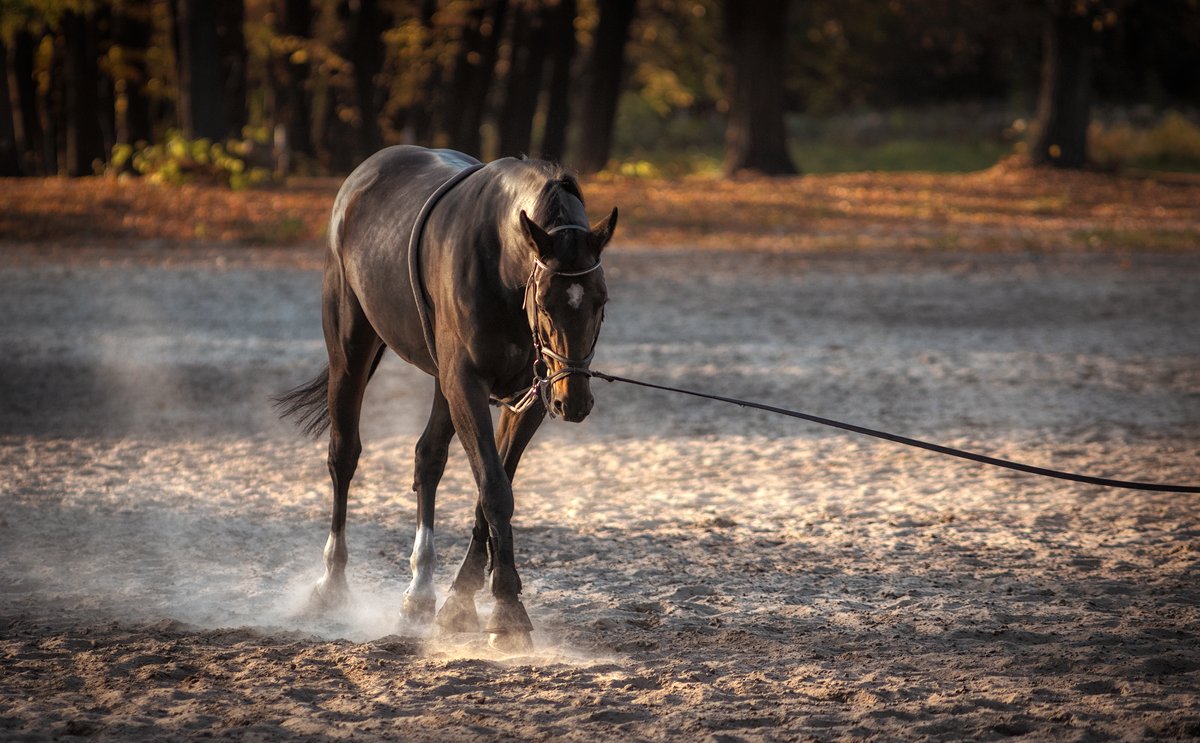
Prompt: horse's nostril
<box><xmin>552</xmin><ymin>399</ymin><xmax>565</xmax><ymax>414</ymax></box>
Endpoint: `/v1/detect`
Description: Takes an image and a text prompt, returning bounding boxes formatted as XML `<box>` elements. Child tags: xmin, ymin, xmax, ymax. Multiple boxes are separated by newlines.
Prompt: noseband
<box><xmin>498</xmin><ymin>224</ymin><xmax>603</xmax><ymax>417</ymax></box>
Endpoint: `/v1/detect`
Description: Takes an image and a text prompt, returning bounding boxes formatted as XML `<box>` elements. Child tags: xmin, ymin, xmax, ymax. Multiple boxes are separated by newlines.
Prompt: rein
<box><xmin>586</xmin><ymin>371</ymin><xmax>1200</xmax><ymax>494</ymax></box>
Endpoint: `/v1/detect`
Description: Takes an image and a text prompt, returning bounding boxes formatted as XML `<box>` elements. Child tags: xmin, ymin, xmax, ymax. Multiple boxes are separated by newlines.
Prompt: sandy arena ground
<box><xmin>1</xmin><ymin>244</ymin><xmax>1198</xmax><ymax>740</ymax></box>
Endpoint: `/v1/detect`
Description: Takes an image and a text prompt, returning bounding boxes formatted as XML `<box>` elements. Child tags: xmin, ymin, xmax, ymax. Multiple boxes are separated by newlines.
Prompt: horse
<box><xmin>274</xmin><ymin>145</ymin><xmax>617</xmax><ymax>650</ymax></box>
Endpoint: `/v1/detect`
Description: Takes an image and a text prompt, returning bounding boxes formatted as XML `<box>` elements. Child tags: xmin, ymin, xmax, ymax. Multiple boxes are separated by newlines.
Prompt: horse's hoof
<box><xmin>434</xmin><ymin>590</ymin><xmax>480</xmax><ymax>634</ymax></box>
<box><xmin>401</xmin><ymin>591</ymin><xmax>436</xmax><ymax>626</ymax></box>
<box><xmin>306</xmin><ymin>574</ymin><xmax>350</xmax><ymax>614</ymax></box>
<box><xmin>486</xmin><ymin>599</ymin><xmax>534</xmax><ymax>634</ymax></box>
<box><xmin>488</xmin><ymin>630</ymin><xmax>533</xmax><ymax>653</ymax></box>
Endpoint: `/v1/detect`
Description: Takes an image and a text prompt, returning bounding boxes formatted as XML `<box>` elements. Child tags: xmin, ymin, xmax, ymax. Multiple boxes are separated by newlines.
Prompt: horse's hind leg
<box><xmin>311</xmin><ymin>278</ymin><xmax>383</xmax><ymax>610</ymax></box>
<box><xmin>400</xmin><ymin>382</ymin><xmax>455</xmax><ymax>624</ymax></box>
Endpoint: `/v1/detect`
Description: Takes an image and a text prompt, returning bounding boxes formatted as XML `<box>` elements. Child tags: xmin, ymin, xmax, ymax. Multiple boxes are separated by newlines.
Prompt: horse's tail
<box><xmin>272</xmin><ymin>347</ymin><xmax>387</xmax><ymax>439</ymax></box>
<box><xmin>272</xmin><ymin>366</ymin><xmax>331</xmax><ymax>439</ymax></box>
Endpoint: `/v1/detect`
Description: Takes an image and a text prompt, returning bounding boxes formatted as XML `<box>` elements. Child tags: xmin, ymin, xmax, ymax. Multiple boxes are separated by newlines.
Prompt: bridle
<box><xmin>497</xmin><ymin>224</ymin><xmax>604</xmax><ymax>417</ymax></box>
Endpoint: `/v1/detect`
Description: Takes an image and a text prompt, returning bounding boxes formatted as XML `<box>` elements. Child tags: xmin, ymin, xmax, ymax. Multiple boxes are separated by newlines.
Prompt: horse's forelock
<box><xmin>533</xmin><ymin>171</ymin><xmax>586</xmax><ymax>231</ymax></box>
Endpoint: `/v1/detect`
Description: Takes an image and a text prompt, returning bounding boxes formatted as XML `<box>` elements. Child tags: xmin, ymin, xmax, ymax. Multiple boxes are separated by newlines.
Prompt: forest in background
<box><xmin>1</xmin><ymin>0</ymin><xmax>1199</xmax><ymax>185</ymax></box>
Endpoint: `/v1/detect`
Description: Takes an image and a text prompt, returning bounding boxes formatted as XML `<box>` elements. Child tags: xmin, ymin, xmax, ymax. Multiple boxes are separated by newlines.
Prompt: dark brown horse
<box><xmin>275</xmin><ymin>146</ymin><xmax>617</xmax><ymax>650</ymax></box>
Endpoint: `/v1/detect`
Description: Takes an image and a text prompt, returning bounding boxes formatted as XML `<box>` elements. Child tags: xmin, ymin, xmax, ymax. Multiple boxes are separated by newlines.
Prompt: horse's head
<box><xmin>518</xmin><ymin>207</ymin><xmax>618</xmax><ymax>422</ymax></box>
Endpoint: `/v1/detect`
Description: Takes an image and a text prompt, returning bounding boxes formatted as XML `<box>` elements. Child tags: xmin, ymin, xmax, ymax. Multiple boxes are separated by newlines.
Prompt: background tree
<box><xmin>348</xmin><ymin>0</ymin><xmax>387</xmax><ymax>157</ymax></box>
<box><xmin>172</xmin><ymin>0</ymin><xmax>226</xmax><ymax>140</ymax></box>
<box><xmin>575</xmin><ymin>0</ymin><xmax>636</xmax><ymax>174</ymax></box>
<box><xmin>538</xmin><ymin>0</ymin><xmax>576</xmax><ymax>162</ymax></box>
<box><xmin>443</xmin><ymin>0</ymin><xmax>508</xmax><ymax>155</ymax></box>
<box><xmin>271</xmin><ymin>0</ymin><xmax>314</xmax><ymax>172</ymax></box>
<box><xmin>216</xmin><ymin>1</ymin><xmax>246</xmax><ymax>137</ymax></box>
<box><xmin>496</xmin><ymin>0</ymin><xmax>548</xmax><ymax>157</ymax></box>
<box><xmin>7</xmin><ymin>28</ymin><xmax>45</xmax><ymax>174</ymax></box>
<box><xmin>722</xmin><ymin>0</ymin><xmax>796</xmax><ymax>175</ymax></box>
<box><xmin>62</xmin><ymin>9</ymin><xmax>108</xmax><ymax>175</ymax></box>
<box><xmin>111</xmin><ymin>0</ymin><xmax>153</xmax><ymax>149</ymax></box>
<box><xmin>1029</xmin><ymin>0</ymin><xmax>1105</xmax><ymax>168</ymax></box>
<box><xmin>0</xmin><ymin>35</ymin><xmax>19</xmax><ymax>175</ymax></box>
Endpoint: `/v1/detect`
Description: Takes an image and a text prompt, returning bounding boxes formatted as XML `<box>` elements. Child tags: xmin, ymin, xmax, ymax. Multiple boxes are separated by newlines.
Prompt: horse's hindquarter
<box><xmin>331</xmin><ymin>147</ymin><xmax>481</xmax><ymax>373</ymax></box>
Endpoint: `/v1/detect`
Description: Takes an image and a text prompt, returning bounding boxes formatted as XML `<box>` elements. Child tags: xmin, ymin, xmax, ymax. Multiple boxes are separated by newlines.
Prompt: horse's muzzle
<box><xmin>551</xmin><ymin>377</ymin><xmax>594</xmax><ymax>422</ymax></box>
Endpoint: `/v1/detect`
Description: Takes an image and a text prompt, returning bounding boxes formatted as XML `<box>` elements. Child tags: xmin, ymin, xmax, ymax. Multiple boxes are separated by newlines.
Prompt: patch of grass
<box><xmin>610</xmin><ymin>139</ymin><xmax>1008</xmax><ymax>177</ymax></box>
<box><xmin>1090</xmin><ymin>112</ymin><xmax>1200</xmax><ymax>173</ymax></box>
<box><xmin>1073</xmin><ymin>228</ymin><xmax>1200</xmax><ymax>251</ymax></box>
<box><xmin>610</xmin><ymin>149</ymin><xmax>724</xmax><ymax>178</ymax></box>
<box><xmin>243</xmin><ymin>216</ymin><xmax>312</xmax><ymax>245</ymax></box>
<box><xmin>791</xmin><ymin>138</ymin><xmax>1008</xmax><ymax>174</ymax></box>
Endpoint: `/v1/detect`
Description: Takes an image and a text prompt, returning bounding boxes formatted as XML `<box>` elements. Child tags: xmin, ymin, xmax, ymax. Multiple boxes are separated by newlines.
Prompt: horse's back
<box><xmin>330</xmin><ymin>146</ymin><xmax>480</xmax><ymax>262</ymax></box>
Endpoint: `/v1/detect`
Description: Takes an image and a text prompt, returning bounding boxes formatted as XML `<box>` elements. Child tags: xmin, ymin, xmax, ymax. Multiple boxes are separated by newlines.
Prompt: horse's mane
<box><xmin>515</xmin><ymin>158</ymin><xmax>586</xmax><ymax>228</ymax></box>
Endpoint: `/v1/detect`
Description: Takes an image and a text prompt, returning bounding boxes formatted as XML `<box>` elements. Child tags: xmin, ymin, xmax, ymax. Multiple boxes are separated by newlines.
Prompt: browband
<box><xmin>531</xmin><ymin>257</ymin><xmax>602</xmax><ymax>277</ymax></box>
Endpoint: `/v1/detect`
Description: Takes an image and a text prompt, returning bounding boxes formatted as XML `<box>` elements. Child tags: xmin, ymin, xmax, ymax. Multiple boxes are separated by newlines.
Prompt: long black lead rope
<box><xmin>589</xmin><ymin>370</ymin><xmax>1200</xmax><ymax>494</ymax></box>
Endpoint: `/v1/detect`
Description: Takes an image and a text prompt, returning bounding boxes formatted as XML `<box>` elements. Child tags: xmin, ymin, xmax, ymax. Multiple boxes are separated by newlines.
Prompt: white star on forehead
<box><xmin>567</xmin><ymin>283</ymin><xmax>585</xmax><ymax>310</ymax></box>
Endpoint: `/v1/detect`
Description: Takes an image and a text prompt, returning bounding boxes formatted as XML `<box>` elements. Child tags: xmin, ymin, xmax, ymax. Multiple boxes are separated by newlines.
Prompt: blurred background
<box><xmin>0</xmin><ymin>0</ymin><xmax>1198</xmax><ymax>185</ymax></box>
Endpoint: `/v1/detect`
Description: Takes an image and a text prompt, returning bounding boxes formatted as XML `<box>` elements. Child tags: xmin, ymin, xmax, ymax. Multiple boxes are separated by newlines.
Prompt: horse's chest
<box><xmin>503</xmin><ymin>342</ymin><xmax>530</xmax><ymax>370</ymax></box>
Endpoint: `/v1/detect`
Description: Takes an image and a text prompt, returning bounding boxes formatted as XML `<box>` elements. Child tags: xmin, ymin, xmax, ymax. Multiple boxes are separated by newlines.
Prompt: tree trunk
<box><xmin>445</xmin><ymin>0</ymin><xmax>509</xmax><ymax>156</ymax></box>
<box><xmin>217</xmin><ymin>1</ymin><xmax>247</xmax><ymax>137</ymax></box>
<box><xmin>1030</xmin><ymin>4</ymin><xmax>1094</xmax><ymax>168</ymax></box>
<box><xmin>275</xmin><ymin>0</ymin><xmax>314</xmax><ymax>163</ymax></box>
<box><xmin>722</xmin><ymin>0</ymin><xmax>797</xmax><ymax>176</ymax></box>
<box><xmin>38</xmin><ymin>32</ymin><xmax>61</xmax><ymax>174</ymax></box>
<box><xmin>539</xmin><ymin>0</ymin><xmax>576</xmax><ymax>163</ymax></box>
<box><xmin>62</xmin><ymin>11</ymin><xmax>108</xmax><ymax>176</ymax></box>
<box><xmin>411</xmin><ymin>0</ymin><xmax>445</xmax><ymax>145</ymax></box>
<box><xmin>0</xmin><ymin>38</ymin><xmax>20</xmax><ymax>175</ymax></box>
<box><xmin>94</xmin><ymin>5</ymin><xmax>117</xmax><ymax>159</ymax></box>
<box><xmin>575</xmin><ymin>0</ymin><xmax>635</xmax><ymax>174</ymax></box>
<box><xmin>9</xmin><ymin>31</ymin><xmax>45</xmax><ymax>174</ymax></box>
<box><xmin>174</xmin><ymin>0</ymin><xmax>227</xmax><ymax>141</ymax></box>
<box><xmin>113</xmin><ymin>0</ymin><xmax>153</xmax><ymax>147</ymax></box>
<box><xmin>348</xmin><ymin>0</ymin><xmax>388</xmax><ymax>158</ymax></box>
<box><xmin>497</xmin><ymin>1</ymin><xmax>549</xmax><ymax>158</ymax></box>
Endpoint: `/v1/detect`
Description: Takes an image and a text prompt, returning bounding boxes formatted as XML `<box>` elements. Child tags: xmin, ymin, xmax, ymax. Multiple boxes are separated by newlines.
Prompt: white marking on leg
<box><xmin>323</xmin><ymin>531</ymin><xmax>348</xmax><ymax>573</ymax></box>
<box><xmin>567</xmin><ymin>283</ymin><xmax>584</xmax><ymax>309</ymax></box>
<box><xmin>314</xmin><ymin>530</ymin><xmax>350</xmax><ymax>605</ymax></box>
<box><xmin>407</xmin><ymin>525</ymin><xmax>436</xmax><ymax>594</ymax></box>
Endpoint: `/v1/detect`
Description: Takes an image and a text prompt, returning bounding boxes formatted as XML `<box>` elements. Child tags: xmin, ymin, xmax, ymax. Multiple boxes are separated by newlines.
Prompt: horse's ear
<box><xmin>519</xmin><ymin>209</ymin><xmax>554</xmax><ymax>259</ymax></box>
<box><xmin>589</xmin><ymin>207</ymin><xmax>619</xmax><ymax>254</ymax></box>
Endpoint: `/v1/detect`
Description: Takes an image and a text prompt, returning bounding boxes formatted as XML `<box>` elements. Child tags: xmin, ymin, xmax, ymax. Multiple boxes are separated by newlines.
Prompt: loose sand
<box><xmin>1</xmin><ymin>245</ymin><xmax>1197</xmax><ymax>740</ymax></box>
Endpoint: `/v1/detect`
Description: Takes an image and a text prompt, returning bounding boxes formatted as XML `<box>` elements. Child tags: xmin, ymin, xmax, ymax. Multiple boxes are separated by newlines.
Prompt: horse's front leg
<box><xmin>439</xmin><ymin>370</ymin><xmax>540</xmax><ymax>650</ymax></box>
<box><xmin>436</xmin><ymin>399</ymin><xmax>545</xmax><ymax>636</ymax></box>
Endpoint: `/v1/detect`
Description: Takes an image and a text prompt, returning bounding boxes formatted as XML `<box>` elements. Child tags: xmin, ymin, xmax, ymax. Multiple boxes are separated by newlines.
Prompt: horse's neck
<box><xmin>494</xmin><ymin>175</ymin><xmax>542</xmax><ymax>290</ymax></box>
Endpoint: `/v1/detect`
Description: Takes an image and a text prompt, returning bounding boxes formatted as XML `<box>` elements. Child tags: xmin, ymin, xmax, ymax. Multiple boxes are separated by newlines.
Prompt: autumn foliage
<box><xmin>1</xmin><ymin>169</ymin><xmax>1197</xmax><ymax>264</ymax></box>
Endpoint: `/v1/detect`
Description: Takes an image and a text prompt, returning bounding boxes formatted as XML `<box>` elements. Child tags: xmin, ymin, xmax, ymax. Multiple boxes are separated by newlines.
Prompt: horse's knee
<box><xmin>412</xmin><ymin>435</ymin><xmax>449</xmax><ymax>491</ymax></box>
<box><xmin>480</xmin><ymin>480</ymin><xmax>514</xmax><ymax>527</ymax></box>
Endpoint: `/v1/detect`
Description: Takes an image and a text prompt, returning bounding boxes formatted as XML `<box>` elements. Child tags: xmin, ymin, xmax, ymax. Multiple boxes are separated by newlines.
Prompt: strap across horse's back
<box><xmin>408</xmin><ymin>162</ymin><xmax>488</xmax><ymax>370</ymax></box>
